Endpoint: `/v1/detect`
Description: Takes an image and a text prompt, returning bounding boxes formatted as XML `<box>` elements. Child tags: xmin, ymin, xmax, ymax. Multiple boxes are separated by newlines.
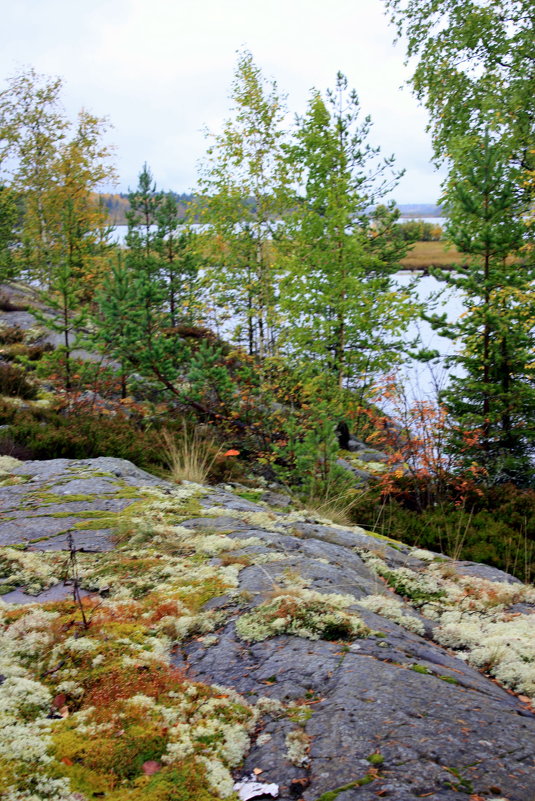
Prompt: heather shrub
<box><xmin>0</xmin><ymin>403</ymin><xmax>240</xmax><ymax>482</ymax></box>
<box><xmin>0</xmin><ymin>324</ymin><xmax>25</xmax><ymax>344</ymax></box>
<box><xmin>0</xmin><ymin>406</ymin><xmax>167</xmax><ymax>470</ymax></box>
<box><xmin>351</xmin><ymin>480</ymin><xmax>535</xmax><ymax>582</ymax></box>
<box><xmin>0</xmin><ymin>362</ymin><xmax>38</xmax><ymax>399</ymax></box>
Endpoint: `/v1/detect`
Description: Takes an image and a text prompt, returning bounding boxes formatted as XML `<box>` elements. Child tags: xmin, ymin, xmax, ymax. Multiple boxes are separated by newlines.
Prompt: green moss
<box><xmin>34</xmin><ymin>492</ymin><xmax>99</xmax><ymax>505</ymax></box>
<box><xmin>112</xmin><ymin>487</ymin><xmax>144</xmax><ymax>500</ymax></box>
<box><xmin>314</xmin><ymin>775</ymin><xmax>374</xmax><ymax>801</ymax></box>
<box><xmin>39</xmin><ymin>512</ymin><xmax>79</xmax><ymax>519</ymax></box>
<box><xmin>439</xmin><ymin>675</ymin><xmax>459</xmax><ymax>685</ymax></box>
<box><xmin>141</xmin><ymin>765</ymin><xmax>230</xmax><ymax>801</ymax></box>
<box><xmin>287</xmin><ymin>705</ymin><xmax>312</xmax><ymax>724</ymax></box>
<box><xmin>366</xmin><ymin>752</ymin><xmax>384</xmax><ymax>766</ymax></box>
<box><xmin>410</xmin><ymin>664</ymin><xmax>431</xmax><ymax>675</ymax></box>
<box><xmin>361</xmin><ymin>528</ymin><xmax>403</xmax><ymax>546</ymax></box>
<box><xmin>28</xmin><ymin>532</ymin><xmax>69</xmax><ymax>543</ymax></box>
<box><xmin>76</xmin><ymin>510</ymin><xmax>122</xmax><ymax>519</ymax></box>
<box><xmin>73</xmin><ymin>518</ymin><xmax>118</xmax><ymax>531</ymax></box>
<box><xmin>0</xmin><ymin>475</ymin><xmax>31</xmax><ymax>487</ymax></box>
<box><xmin>235</xmin><ymin>489</ymin><xmax>263</xmax><ymax>502</ymax></box>
<box><xmin>411</xmin><ymin>665</ymin><xmax>458</xmax><ymax>684</ymax></box>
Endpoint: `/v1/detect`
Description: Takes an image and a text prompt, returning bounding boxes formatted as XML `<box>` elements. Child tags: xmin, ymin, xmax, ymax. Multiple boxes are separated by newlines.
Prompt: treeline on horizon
<box><xmin>98</xmin><ymin>192</ymin><xmax>444</xmax><ymax>226</ymax></box>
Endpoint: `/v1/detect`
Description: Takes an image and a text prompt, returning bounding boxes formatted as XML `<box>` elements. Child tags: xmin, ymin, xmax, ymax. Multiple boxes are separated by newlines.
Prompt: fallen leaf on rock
<box><xmin>233</xmin><ymin>775</ymin><xmax>279</xmax><ymax>800</ymax></box>
<box><xmin>253</xmin><ymin>768</ymin><xmax>263</xmax><ymax>775</ymax></box>
<box><xmin>52</xmin><ymin>694</ymin><xmax>66</xmax><ymax>708</ymax></box>
<box><xmin>142</xmin><ymin>761</ymin><xmax>161</xmax><ymax>775</ymax></box>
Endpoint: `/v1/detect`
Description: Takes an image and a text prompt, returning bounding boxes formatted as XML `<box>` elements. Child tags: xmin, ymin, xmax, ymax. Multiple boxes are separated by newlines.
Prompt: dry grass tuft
<box><xmin>160</xmin><ymin>425</ymin><xmax>221</xmax><ymax>485</ymax></box>
<box><xmin>302</xmin><ymin>487</ymin><xmax>370</xmax><ymax>527</ymax></box>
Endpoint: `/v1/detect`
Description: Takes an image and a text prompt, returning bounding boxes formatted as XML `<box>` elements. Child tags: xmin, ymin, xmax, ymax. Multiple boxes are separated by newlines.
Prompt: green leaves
<box><xmin>385</xmin><ymin>0</ymin><xmax>535</xmax><ymax>175</ymax></box>
<box><xmin>0</xmin><ymin>68</ymin><xmax>115</xmax><ymax>286</ymax></box>
<box><xmin>198</xmin><ymin>50</ymin><xmax>293</xmax><ymax>358</ymax></box>
<box><xmin>280</xmin><ymin>74</ymin><xmax>414</xmax><ymax>389</ymax></box>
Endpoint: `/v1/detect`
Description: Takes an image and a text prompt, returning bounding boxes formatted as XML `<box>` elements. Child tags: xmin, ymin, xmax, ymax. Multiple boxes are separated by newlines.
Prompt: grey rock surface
<box><xmin>0</xmin><ymin>285</ymin><xmax>110</xmax><ymax>362</ymax></box>
<box><xmin>453</xmin><ymin>560</ymin><xmax>523</xmax><ymax>584</ymax></box>
<box><xmin>0</xmin><ymin>456</ymin><xmax>173</xmax><ymax>552</ymax></box>
<box><xmin>182</xmin><ymin>623</ymin><xmax>535</xmax><ymax>800</ymax></box>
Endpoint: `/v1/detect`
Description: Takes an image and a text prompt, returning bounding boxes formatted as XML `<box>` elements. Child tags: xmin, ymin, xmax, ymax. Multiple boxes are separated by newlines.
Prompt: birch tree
<box><xmin>198</xmin><ymin>50</ymin><xmax>293</xmax><ymax>356</ymax></box>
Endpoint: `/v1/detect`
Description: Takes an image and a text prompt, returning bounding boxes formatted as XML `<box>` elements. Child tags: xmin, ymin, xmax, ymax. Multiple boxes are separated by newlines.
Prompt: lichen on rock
<box><xmin>0</xmin><ymin>457</ymin><xmax>534</xmax><ymax>800</ymax></box>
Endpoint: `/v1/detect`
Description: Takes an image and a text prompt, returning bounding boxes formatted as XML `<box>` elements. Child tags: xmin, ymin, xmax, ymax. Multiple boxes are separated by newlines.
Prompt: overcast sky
<box><xmin>1</xmin><ymin>0</ymin><xmax>447</xmax><ymax>204</ymax></box>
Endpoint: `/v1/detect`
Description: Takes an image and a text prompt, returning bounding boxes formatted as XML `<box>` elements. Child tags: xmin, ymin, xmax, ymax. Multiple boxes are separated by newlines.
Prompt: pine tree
<box><xmin>33</xmin><ymin>232</ymin><xmax>87</xmax><ymax>392</ymax></box>
<box><xmin>96</xmin><ymin>167</ymin><xmax>210</xmax><ymax>411</ymax></box>
<box><xmin>155</xmin><ymin>193</ymin><xmax>201</xmax><ymax>327</ymax></box>
<box><xmin>429</xmin><ymin>135</ymin><xmax>535</xmax><ymax>483</ymax></box>
<box><xmin>93</xmin><ymin>254</ymin><xmax>135</xmax><ymax>398</ymax></box>
<box><xmin>125</xmin><ymin>163</ymin><xmax>163</xmax><ymax>281</ymax></box>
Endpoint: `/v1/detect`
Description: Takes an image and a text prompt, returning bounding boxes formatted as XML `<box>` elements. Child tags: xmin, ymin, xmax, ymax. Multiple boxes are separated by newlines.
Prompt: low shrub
<box><xmin>0</xmin><ymin>341</ymin><xmax>54</xmax><ymax>363</ymax></box>
<box><xmin>0</xmin><ymin>324</ymin><xmax>25</xmax><ymax>344</ymax></box>
<box><xmin>350</xmin><ymin>480</ymin><xmax>535</xmax><ymax>583</ymax></box>
<box><xmin>0</xmin><ymin>293</ymin><xmax>28</xmax><ymax>312</ymax></box>
<box><xmin>0</xmin><ymin>362</ymin><xmax>38</xmax><ymax>399</ymax></box>
<box><xmin>0</xmin><ymin>403</ymin><xmax>241</xmax><ymax>483</ymax></box>
<box><xmin>0</xmin><ymin>405</ymin><xmax>166</xmax><ymax>470</ymax></box>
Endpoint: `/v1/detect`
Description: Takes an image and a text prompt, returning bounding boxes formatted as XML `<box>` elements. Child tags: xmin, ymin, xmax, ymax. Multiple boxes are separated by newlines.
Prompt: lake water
<box><xmin>109</xmin><ymin>222</ymin><xmax>462</xmax><ymax>401</ymax></box>
<box><xmin>110</xmin><ymin>216</ymin><xmax>448</xmax><ymax>244</ymax></box>
<box><xmin>394</xmin><ymin>272</ymin><xmax>462</xmax><ymax>401</ymax></box>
